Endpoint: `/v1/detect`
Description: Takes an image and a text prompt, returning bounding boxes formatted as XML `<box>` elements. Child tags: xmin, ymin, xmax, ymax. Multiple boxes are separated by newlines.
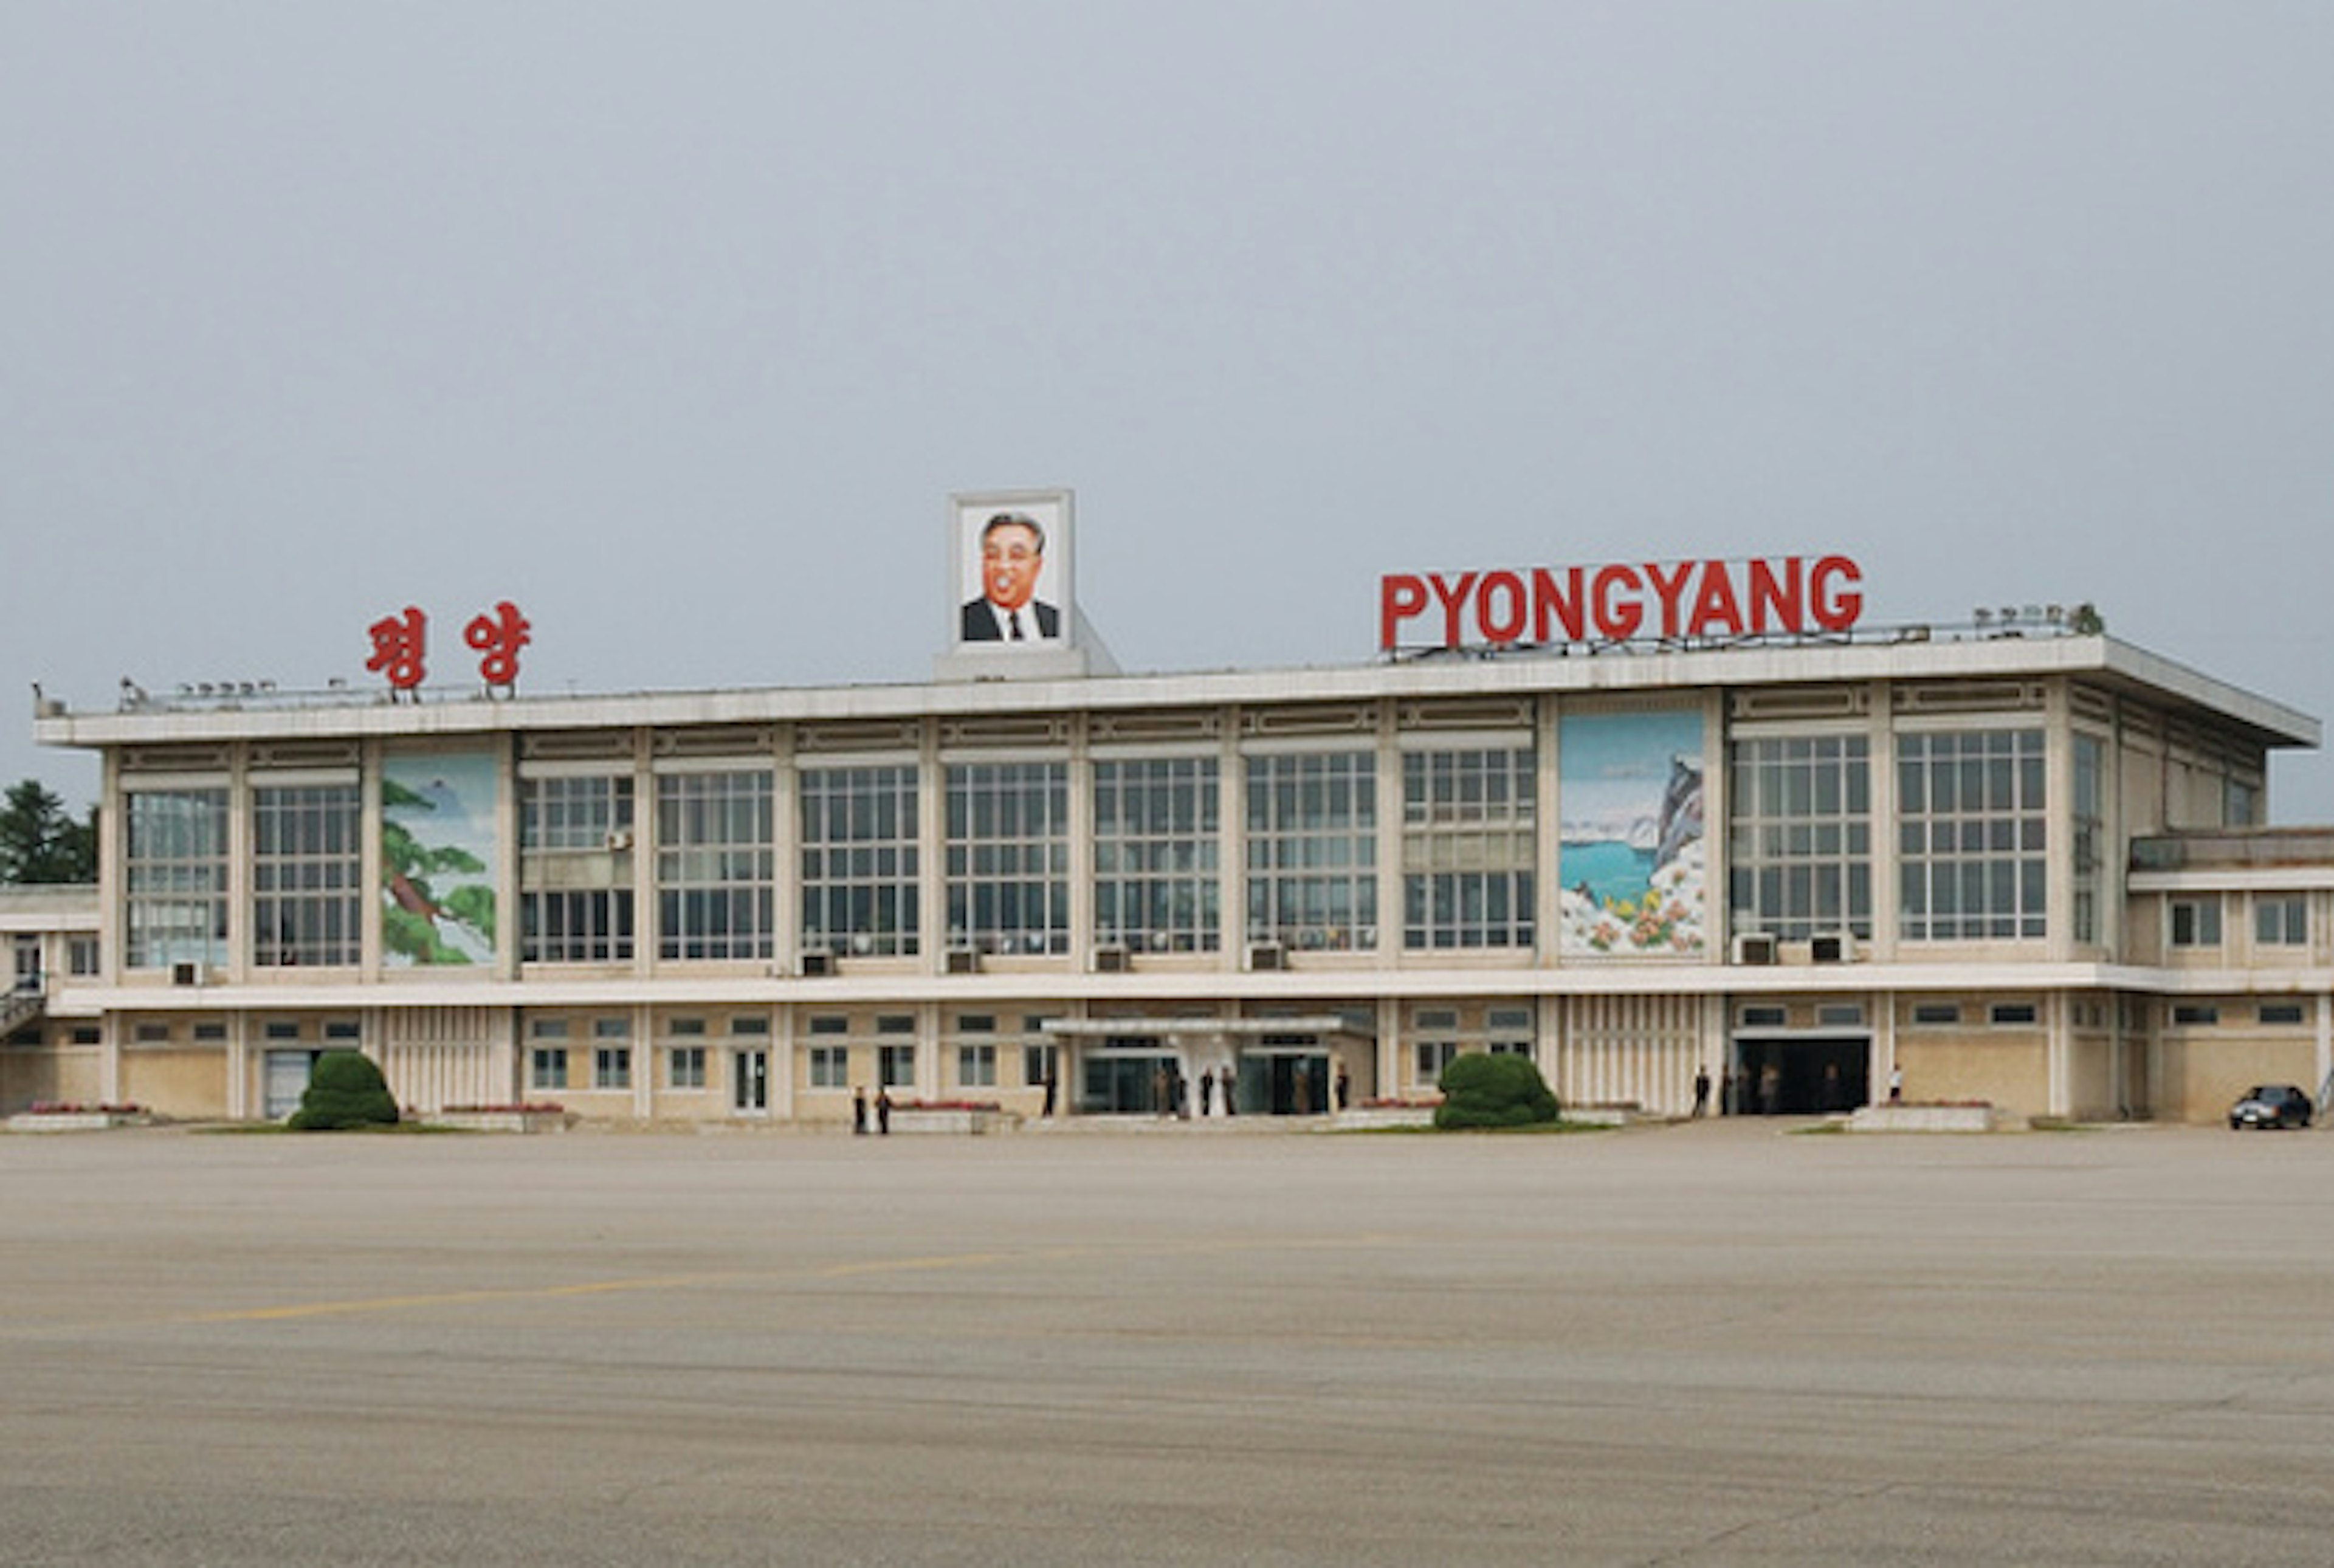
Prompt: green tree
<box><xmin>1434</xmin><ymin>1051</ymin><xmax>1561</xmax><ymax>1130</ymax></box>
<box><xmin>287</xmin><ymin>1050</ymin><xmax>401</xmax><ymax>1130</ymax></box>
<box><xmin>0</xmin><ymin>779</ymin><xmax>97</xmax><ymax>884</ymax></box>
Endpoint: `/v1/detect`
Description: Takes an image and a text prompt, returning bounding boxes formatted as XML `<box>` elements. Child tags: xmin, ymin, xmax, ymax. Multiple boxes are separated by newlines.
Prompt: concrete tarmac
<box><xmin>2</xmin><ymin>1118</ymin><xmax>2331</xmax><ymax>1566</ymax></box>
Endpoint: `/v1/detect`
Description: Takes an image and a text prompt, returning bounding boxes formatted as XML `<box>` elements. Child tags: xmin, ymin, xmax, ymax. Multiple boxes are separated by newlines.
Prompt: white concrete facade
<box><xmin>20</xmin><ymin>628</ymin><xmax>2333</xmax><ymax>1126</ymax></box>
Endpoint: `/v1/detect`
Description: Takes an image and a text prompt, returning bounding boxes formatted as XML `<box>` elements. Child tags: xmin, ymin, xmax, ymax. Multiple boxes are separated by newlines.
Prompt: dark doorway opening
<box><xmin>1731</xmin><ymin>1037</ymin><xmax>1870</xmax><ymax>1115</ymax></box>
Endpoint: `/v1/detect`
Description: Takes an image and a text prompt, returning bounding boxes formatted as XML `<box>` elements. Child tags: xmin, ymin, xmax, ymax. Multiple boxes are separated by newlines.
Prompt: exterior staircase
<box><xmin>0</xmin><ymin>988</ymin><xmax>45</xmax><ymax>1042</ymax></box>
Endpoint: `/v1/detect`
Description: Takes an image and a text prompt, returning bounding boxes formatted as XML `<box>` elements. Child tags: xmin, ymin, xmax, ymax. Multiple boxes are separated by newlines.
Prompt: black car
<box><xmin>2228</xmin><ymin>1084</ymin><xmax>2314</xmax><ymax>1130</ymax></box>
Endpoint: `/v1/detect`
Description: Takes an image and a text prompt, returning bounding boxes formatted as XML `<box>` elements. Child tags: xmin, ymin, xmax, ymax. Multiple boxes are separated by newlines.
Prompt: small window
<box><xmin>876</xmin><ymin>1014</ymin><xmax>915</xmax><ymax>1036</ymax></box>
<box><xmin>134</xmin><ymin>1022</ymin><xmax>170</xmax><ymax>1043</ymax></box>
<box><xmin>956</xmin><ymin>1014</ymin><xmax>997</xmax><ymax>1034</ymax></box>
<box><xmin>2169</xmin><ymin>898</ymin><xmax>2223</xmax><ymax>948</ymax></box>
<box><xmin>593</xmin><ymin>1047</ymin><xmax>632</xmax><ymax>1090</ymax></box>
<box><xmin>531</xmin><ymin>1018</ymin><xmax>570</xmax><ymax>1040</ymax></box>
<box><xmin>593</xmin><ymin>1017</ymin><xmax>630</xmax><ymax>1040</ymax></box>
<box><xmin>1989</xmin><ymin>1003</ymin><xmax>2039</xmax><ymax>1026</ymax></box>
<box><xmin>879</xmin><ymin>1042</ymin><xmax>916</xmax><ymax>1087</ymax></box>
<box><xmin>1739</xmin><ymin>1006</ymin><xmax>1787</xmax><ymax>1028</ymax></box>
<box><xmin>1485</xmin><ymin>1007</ymin><xmax>1534</xmax><ymax>1031</ymax></box>
<box><xmin>1485</xmin><ymin>1038</ymin><xmax>1534</xmax><ymax>1059</ymax></box>
<box><xmin>2258</xmin><ymin>1003</ymin><xmax>2306</xmax><ymax>1026</ymax></box>
<box><xmin>68</xmin><ymin>937</ymin><xmax>100</xmax><ymax>976</ymax></box>
<box><xmin>808</xmin><ymin>1045</ymin><xmax>850</xmax><ymax>1089</ymax></box>
<box><xmin>2170</xmin><ymin>1003</ymin><xmax>2220</xmax><ymax>1026</ymax></box>
<box><xmin>1024</xmin><ymin>1044</ymin><xmax>1059</xmax><ymax>1087</ymax></box>
<box><xmin>1414</xmin><ymin>1040</ymin><xmax>1459</xmax><ymax>1081</ymax></box>
<box><xmin>71</xmin><ymin>1025</ymin><xmax>99</xmax><ymax>1045</ymax></box>
<box><xmin>1816</xmin><ymin>1004</ymin><xmax>1865</xmax><ymax>1028</ymax></box>
<box><xmin>323</xmin><ymin>1020</ymin><xmax>360</xmax><ymax>1041</ymax></box>
<box><xmin>265</xmin><ymin>1021</ymin><xmax>303</xmax><ymax>1042</ymax></box>
<box><xmin>193</xmin><ymin>1022</ymin><xmax>226</xmax><ymax>1042</ymax></box>
<box><xmin>667</xmin><ymin>1017</ymin><xmax>707</xmax><ymax>1037</ymax></box>
<box><xmin>531</xmin><ymin>1048</ymin><xmax>569</xmax><ymax>1091</ymax></box>
<box><xmin>957</xmin><ymin>1044</ymin><xmax>997</xmax><ymax>1087</ymax></box>
<box><xmin>808</xmin><ymin>1015</ymin><xmax>849</xmax><ymax>1036</ymax></box>
<box><xmin>2254</xmin><ymin>896</ymin><xmax>2308</xmax><ymax>947</ymax></box>
<box><xmin>728</xmin><ymin>1016</ymin><xmax>769</xmax><ymax>1036</ymax></box>
<box><xmin>1910</xmin><ymin>1003</ymin><xmax>1960</xmax><ymax>1026</ymax></box>
<box><xmin>667</xmin><ymin>1046</ymin><xmax>707</xmax><ymax>1088</ymax></box>
<box><xmin>1414</xmin><ymin>1009</ymin><xmax>1459</xmax><ymax>1030</ymax></box>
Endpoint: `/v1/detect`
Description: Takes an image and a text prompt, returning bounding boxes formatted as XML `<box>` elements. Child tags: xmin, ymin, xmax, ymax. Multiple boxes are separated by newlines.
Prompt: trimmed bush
<box><xmin>1434</xmin><ymin>1051</ymin><xmax>1560</xmax><ymax>1130</ymax></box>
<box><xmin>288</xmin><ymin>1050</ymin><xmax>401</xmax><ymax>1131</ymax></box>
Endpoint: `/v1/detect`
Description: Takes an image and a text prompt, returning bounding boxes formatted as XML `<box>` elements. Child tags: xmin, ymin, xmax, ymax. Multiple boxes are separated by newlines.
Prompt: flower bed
<box><xmin>1848</xmin><ymin>1102</ymin><xmax>1997</xmax><ymax>1133</ymax></box>
<box><xmin>422</xmin><ymin>1103</ymin><xmax>573</xmax><ymax>1133</ymax></box>
<box><xmin>1337</xmin><ymin>1101</ymin><xmax>1437</xmax><ymax>1129</ymax></box>
<box><xmin>887</xmin><ymin>1101</ymin><xmax>1016</xmax><ymax>1135</ymax></box>
<box><xmin>9</xmin><ymin>1101</ymin><xmax>149</xmax><ymax>1133</ymax></box>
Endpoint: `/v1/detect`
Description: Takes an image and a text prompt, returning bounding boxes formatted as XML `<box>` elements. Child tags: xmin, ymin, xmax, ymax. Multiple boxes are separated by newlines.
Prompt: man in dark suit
<box><xmin>961</xmin><ymin>512</ymin><xmax>1062</xmax><ymax>642</ymax></box>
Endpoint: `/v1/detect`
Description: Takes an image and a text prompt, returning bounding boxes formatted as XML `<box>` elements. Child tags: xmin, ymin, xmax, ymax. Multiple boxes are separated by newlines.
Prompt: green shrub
<box><xmin>1434</xmin><ymin>1051</ymin><xmax>1560</xmax><ymax>1130</ymax></box>
<box><xmin>287</xmin><ymin>1050</ymin><xmax>401</xmax><ymax>1131</ymax></box>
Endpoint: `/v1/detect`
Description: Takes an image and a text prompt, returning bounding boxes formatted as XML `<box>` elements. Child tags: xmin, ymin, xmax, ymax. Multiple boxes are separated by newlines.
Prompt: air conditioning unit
<box><xmin>171</xmin><ymin>961</ymin><xmax>205</xmax><ymax>987</ymax></box>
<box><xmin>1811</xmin><ymin>932</ymin><xmax>1852</xmax><ymax>964</ymax></box>
<box><xmin>945</xmin><ymin>946</ymin><xmax>982</xmax><ymax>975</ymax></box>
<box><xmin>796</xmin><ymin>949</ymin><xmax>835</xmax><ymax>978</ymax></box>
<box><xmin>604</xmin><ymin>828</ymin><xmax>635</xmax><ymax>852</ymax></box>
<box><xmin>1246</xmin><ymin>940</ymin><xmax>1286</xmax><ymax>972</ymax></box>
<box><xmin>1732</xmin><ymin>933</ymin><xmax>1777</xmax><ymax>967</ymax></box>
<box><xmin>1092</xmin><ymin>943</ymin><xmax>1130</xmax><ymax>974</ymax></box>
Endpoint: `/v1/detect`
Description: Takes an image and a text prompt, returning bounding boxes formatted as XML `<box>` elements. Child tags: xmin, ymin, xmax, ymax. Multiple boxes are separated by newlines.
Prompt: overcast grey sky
<box><xmin>6</xmin><ymin>3</ymin><xmax>2331</xmax><ymax>816</ymax></box>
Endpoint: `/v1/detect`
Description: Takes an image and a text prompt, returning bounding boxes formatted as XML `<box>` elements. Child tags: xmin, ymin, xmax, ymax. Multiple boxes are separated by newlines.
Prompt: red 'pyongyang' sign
<box><xmin>1380</xmin><ymin>555</ymin><xmax>1864</xmax><ymax>652</ymax></box>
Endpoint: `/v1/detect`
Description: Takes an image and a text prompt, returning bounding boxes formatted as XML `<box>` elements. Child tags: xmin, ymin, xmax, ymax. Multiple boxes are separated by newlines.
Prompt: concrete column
<box><xmin>2316</xmin><ymin>992</ymin><xmax>2332</xmax><ymax>1109</ymax></box>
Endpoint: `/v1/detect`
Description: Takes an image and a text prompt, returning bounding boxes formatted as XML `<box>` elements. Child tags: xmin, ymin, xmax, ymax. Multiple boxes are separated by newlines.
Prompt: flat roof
<box><xmin>33</xmin><ymin>632</ymin><xmax>2320</xmax><ymax>755</ymax></box>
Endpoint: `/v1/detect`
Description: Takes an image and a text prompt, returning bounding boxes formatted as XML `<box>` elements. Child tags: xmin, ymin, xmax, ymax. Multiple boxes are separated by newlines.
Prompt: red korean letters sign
<box><xmin>1379</xmin><ymin>555</ymin><xmax>1864</xmax><ymax>652</ymax></box>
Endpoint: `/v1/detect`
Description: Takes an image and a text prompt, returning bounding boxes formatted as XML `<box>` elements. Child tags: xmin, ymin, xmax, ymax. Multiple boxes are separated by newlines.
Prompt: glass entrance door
<box><xmin>732</xmin><ymin>1049</ymin><xmax>768</xmax><ymax>1114</ymax></box>
<box><xmin>1082</xmin><ymin>1051</ymin><xmax>1178</xmax><ymax>1114</ymax></box>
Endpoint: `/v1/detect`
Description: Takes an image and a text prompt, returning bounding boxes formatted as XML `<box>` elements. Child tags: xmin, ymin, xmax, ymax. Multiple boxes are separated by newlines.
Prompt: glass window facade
<box><xmin>1402</xmin><ymin>748</ymin><xmax>1535</xmax><ymax>949</ymax></box>
<box><xmin>1093</xmin><ymin>756</ymin><xmax>1220</xmax><ymax>952</ymax></box>
<box><xmin>800</xmin><ymin>765</ymin><xmax>919</xmax><ymax>958</ymax></box>
<box><xmin>2071</xmin><ymin>734</ymin><xmax>2104</xmax><ymax>946</ymax></box>
<box><xmin>125</xmin><ymin>789</ymin><xmax>230</xmax><ymax>969</ymax></box>
<box><xmin>1727</xmin><ymin>736</ymin><xmax>1871</xmax><ymax>941</ymax></box>
<box><xmin>657</xmin><ymin>769</ymin><xmax>774</xmax><ymax>960</ymax></box>
<box><xmin>1247</xmin><ymin>751</ymin><xmax>1376</xmax><ymax>951</ymax></box>
<box><xmin>946</xmin><ymin>762</ymin><xmax>1069</xmax><ymax>955</ymax></box>
<box><xmin>252</xmin><ymin>784</ymin><xmax>362</xmax><ymax>968</ymax></box>
<box><xmin>520</xmin><ymin>775</ymin><xmax>635</xmax><ymax>963</ymax></box>
<box><xmin>1898</xmin><ymin>730</ymin><xmax>2047</xmax><ymax>941</ymax></box>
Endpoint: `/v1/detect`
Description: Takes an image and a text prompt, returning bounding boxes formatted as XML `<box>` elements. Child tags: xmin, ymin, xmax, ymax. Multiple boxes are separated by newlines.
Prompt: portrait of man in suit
<box><xmin>960</xmin><ymin>511</ymin><xmax>1062</xmax><ymax>642</ymax></box>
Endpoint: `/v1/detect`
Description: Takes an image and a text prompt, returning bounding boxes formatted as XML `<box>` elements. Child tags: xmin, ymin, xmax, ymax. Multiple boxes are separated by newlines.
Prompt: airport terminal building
<box><xmin>12</xmin><ymin>497</ymin><xmax>2333</xmax><ymax>1126</ymax></box>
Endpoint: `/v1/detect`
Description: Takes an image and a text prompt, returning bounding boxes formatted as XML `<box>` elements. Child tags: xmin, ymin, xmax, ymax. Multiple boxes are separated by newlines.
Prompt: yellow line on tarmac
<box><xmin>177</xmin><ymin>1232</ymin><xmax>1414</xmax><ymax>1326</ymax></box>
<box><xmin>187</xmin><ymin>1274</ymin><xmax>732</xmax><ymax>1324</ymax></box>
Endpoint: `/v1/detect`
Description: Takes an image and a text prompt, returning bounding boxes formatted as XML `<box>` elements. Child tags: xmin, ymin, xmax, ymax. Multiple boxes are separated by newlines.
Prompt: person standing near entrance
<box><xmin>1200</xmin><ymin>1068</ymin><xmax>1215</xmax><ymax>1116</ymax></box>
<box><xmin>1888</xmin><ymin>1064</ymin><xmax>1904</xmax><ymax>1103</ymax></box>
<box><xmin>875</xmin><ymin>1087</ymin><xmax>892</xmax><ymax>1135</ymax></box>
<box><xmin>1041</xmin><ymin>1065</ymin><xmax>1058</xmax><ymax>1118</ymax></box>
<box><xmin>1692</xmin><ymin>1065</ymin><xmax>1711</xmax><ymax>1118</ymax></box>
<box><xmin>852</xmin><ymin>1085</ymin><xmax>868</xmax><ymax>1136</ymax></box>
<box><xmin>1334</xmin><ymin>1065</ymin><xmax>1350</xmax><ymax>1112</ymax></box>
<box><xmin>1222</xmin><ymin>1061</ymin><xmax>1237</xmax><ymax>1116</ymax></box>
